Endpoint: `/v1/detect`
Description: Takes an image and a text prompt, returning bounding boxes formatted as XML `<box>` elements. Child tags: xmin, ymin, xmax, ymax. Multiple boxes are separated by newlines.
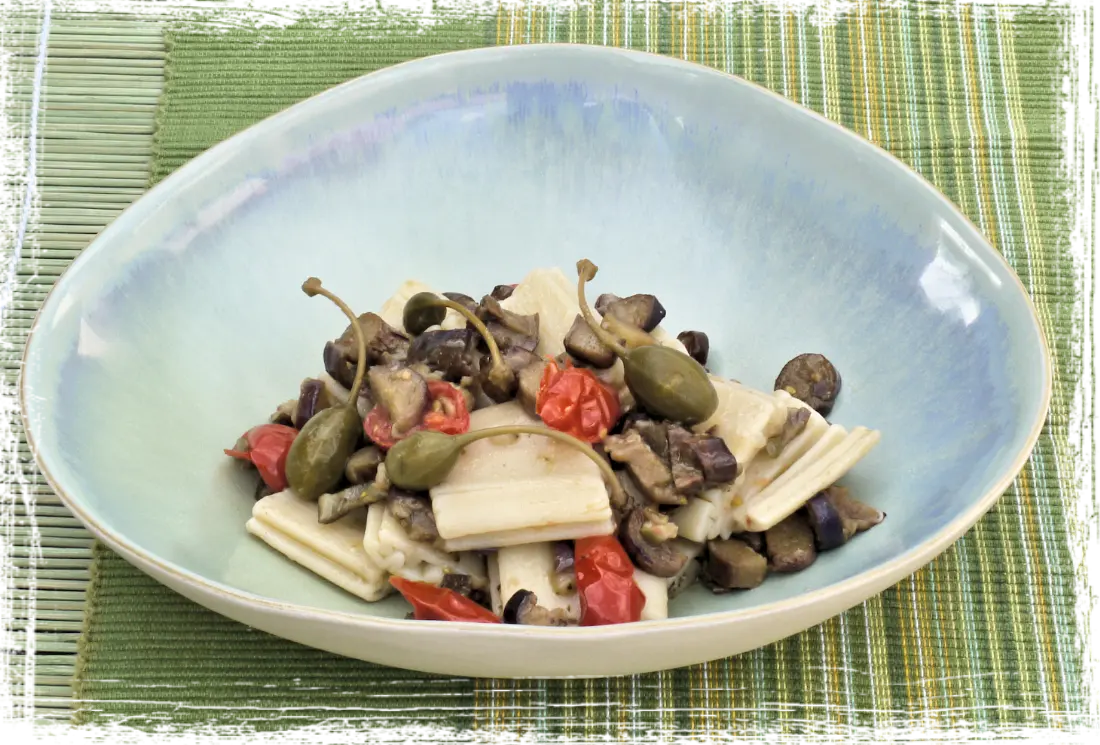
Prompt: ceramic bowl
<box><xmin>20</xmin><ymin>45</ymin><xmax>1050</xmax><ymax>678</ymax></box>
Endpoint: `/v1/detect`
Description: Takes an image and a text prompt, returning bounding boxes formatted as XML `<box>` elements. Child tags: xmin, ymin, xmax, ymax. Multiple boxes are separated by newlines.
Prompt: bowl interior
<box><xmin>23</xmin><ymin>46</ymin><xmax>1048</xmax><ymax>622</ymax></box>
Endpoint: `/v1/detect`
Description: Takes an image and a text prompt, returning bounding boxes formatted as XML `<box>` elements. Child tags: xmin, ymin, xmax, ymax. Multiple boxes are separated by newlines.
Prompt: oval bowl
<box><xmin>20</xmin><ymin>45</ymin><xmax>1050</xmax><ymax>678</ymax></box>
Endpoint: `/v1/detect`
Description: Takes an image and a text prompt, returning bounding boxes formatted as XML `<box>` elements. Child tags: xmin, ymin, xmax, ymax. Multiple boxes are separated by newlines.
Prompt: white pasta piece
<box><xmin>670</xmin><ymin>497</ymin><xmax>717</xmax><ymax>544</ymax></box>
<box><xmin>441</xmin><ymin>520</ymin><xmax>614</xmax><ymax>553</ymax></box>
<box><xmin>500</xmin><ymin>266</ymin><xmax>688</xmax><ymax>358</ymax></box>
<box><xmin>693</xmin><ymin>378</ymin><xmax>789</xmax><ymax>467</ymax></box>
<box><xmin>362</xmin><ymin>502</ymin><xmax>486</xmax><ymax>587</ymax></box>
<box><xmin>247</xmin><ymin>490</ymin><xmax>389</xmax><ymax>602</ymax></box>
<box><xmin>493</xmin><ymin>542</ymin><xmax>580</xmax><ymax>621</ymax></box>
<box><xmin>634</xmin><ymin>570</ymin><xmax>670</xmax><ymax>621</ymax></box>
<box><xmin>378</xmin><ymin>279</ymin><xmax>465</xmax><ymax>333</ymax></box>
<box><xmin>685</xmin><ymin>381</ymin><xmax>789</xmax><ymax>540</ymax></box>
<box><xmin>744</xmin><ymin>427</ymin><xmax>881</xmax><ymax>531</ymax></box>
<box><xmin>713</xmin><ymin>396</ymin><xmax>832</xmax><ymax>537</ymax></box>
<box><xmin>499</xmin><ymin>268</ymin><xmax>577</xmax><ymax>357</ymax></box>
<box><xmin>430</xmin><ymin>402</ymin><xmax>614</xmax><ymax>551</ymax></box>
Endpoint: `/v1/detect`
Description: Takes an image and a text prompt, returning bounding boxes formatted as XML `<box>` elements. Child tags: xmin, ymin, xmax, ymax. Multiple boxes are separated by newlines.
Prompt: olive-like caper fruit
<box><xmin>384</xmin><ymin>425</ymin><xmax>625</xmax><ymax>507</ymax></box>
<box><xmin>286</xmin><ymin>278</ymin><xmax>367</xmax><ymax>501</ymax></box>
<box><xmin>403</xmin><ymin>292</ymin><xmax>448</xmax><ymax>336</ymax></box>
<box><xmin>573</xmin><ymin>260</ymin><xmax>718</xmax><ymax>425</ymax></box>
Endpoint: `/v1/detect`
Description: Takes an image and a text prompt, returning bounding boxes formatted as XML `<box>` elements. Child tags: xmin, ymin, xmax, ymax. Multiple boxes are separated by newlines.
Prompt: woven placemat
<box><xmin>1</xmin><ymin>1</ymin><xmax>1089</xmax><ymax>740</ymax></box>
<box><xmin>0</xmin><ymin>0</ymin><xmax>173</xmax><ymax>739</ymax></box>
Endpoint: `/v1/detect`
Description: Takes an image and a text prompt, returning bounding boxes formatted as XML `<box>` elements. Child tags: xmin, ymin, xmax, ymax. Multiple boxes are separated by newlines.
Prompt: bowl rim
<box><xmin>18</xmin><ymin>43</ymin><xmax>1053</xmax><ymax>642</ymax></box>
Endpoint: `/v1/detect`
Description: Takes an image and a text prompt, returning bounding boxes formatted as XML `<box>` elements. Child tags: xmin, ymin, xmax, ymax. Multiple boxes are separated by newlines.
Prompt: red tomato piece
<box><xmin>362</xmin><ymin>406</ymin><xmax>400</xmax><ymax>450</ymax></box>
<box><xmin>390</xmin><ymin>577</ymin><xmax>501</xmax><ymax>623</ymax></box>
<box><xmin>421</xmin><ymin>380</ymin><xmax>471</xmax><ymax>436</ymax></box>
<box><xmin>535</xmin><ymin>359</ymin><xmax>621</xmax><ymax>444</ymax></box>
<box><xmin>573</xmin><ymin>535</ymin><xmax>646</xmax><ymax>626</ymax></box>
<box><xmin>364</xmin><ymin>380</ymin><xmax>471</xmax><ymax>450</ymax></box>
<box><xmin>223</xmin><ymin>423</ymin><xmax>298</xmax><ymax>492</ymax></box>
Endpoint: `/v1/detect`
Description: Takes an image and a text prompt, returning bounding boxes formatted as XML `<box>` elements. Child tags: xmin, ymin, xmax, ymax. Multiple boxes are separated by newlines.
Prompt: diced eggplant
<box><xmin>326</xmin><ymin>313</ymin><xmax>410</xmax><ymax>387</ymax></box>
<box><xmin>552</xmin><ymin>541</ymin><xmax>575</xmax><ymax>574</ymax></box>
<box><xmin>387</xmin><ymin>489</ymin><xmax>439</xmax><ymax>543</ymax></box>
<box><xmin>677</xmin><ymin>331</ymin><xmax>710</xmax><ymax>366</ymax></box>
<box><xmin>485</xmin><ymin>325</ymin><xmax>538</xmax><ymax>353</ymax></box>
<box><xmin>730</xmin><ymin>531</ymin><xmax>765</xmax><ymax>554</ymax></box>
<box><xmin>293</xmin><ymin>378</ymin><xmax>333</xmax><ymax>429</ymax></box>
<box><xmin>441</xmin><ymin>573</ymin><xmax>491</xmax><ymax>609</ymax></box>
<box><xmin>368</xmin><ymin>365</ymin><xmax>429</xmax><ymax>436</ymax></box>
<box><xmin>826</xmin><ymin>486</ymin><xmax>885</xmax><ymax>539</ymax></box>
<box><xmin>601</xmin><ymin>313</ymin><xmax>658</xmax><ymax>349</ymax></box>
<box><xmin>348</xmin><ymin>313</ymin><xmax>411</xmax><ymax>363</ymax></box>
<box><xmin>440</xmin><ymin>573</ymin><xmax>474</xmax><ymax>596</ymax></box>
<box><xmin>324</xmin><ymin>340</ymin><xmax>357</xmax><ymax>389</ymax></box>
<box><xmin>688</xmin><ymin>436</ymin><xmax>738</xmax><ymax>485</ymax></box>
<box><xmin>805</xmin><ymin>492</ymin><xmax>846</xmax><ymax>550</ymax></box>
<box><xmin>630</xmin><ymin>418</ymin><xmax>669</xmax><ymax>461</ymax></box>
<box><xmin>564</xmin><ymin>314</ymin><xmax>616</xmax><ymax>368</ymax></box>
<box><xmin>594</xmin><ymin>293</ymin><xmax>667</xmax><ymax>332</ymax></box>
<box><xmin>612</xmin><ymin>470</ymin><xmax>649</xmax><ymax>524</ymax></box>
<box><xmin>765</xmin><ymin>407</ymin><xmax>811</xmax><ymax>458</ymax></box>
<box><xmin>477</xmin><ymin>295</ymin><xmax>539</xmax><ymax>351</ymax></box>
<box><xmin>319</xmin><ymin>373</ymin><xmax>352</xmax><ymax>405</ymax></box>
<box><xmin>667</xmin><ymin>425</ymin><xmax>705</xmax><ymax>496</ymax></box>
<box><xmin>479</xmin><ymin>346</ymin><xmax>541</xmax><ymax>403</ymax></box>
<box><xmin>502</xmin><ymin>590</ymin><xmax>572</xmax><ymax>626</ymax></box>
<box><xmin>667</xmin><ymin>558</ymin><xmax>702</xmax><ymax>599</ymax></box>
<box><xmin>442</xmin><ymin>292</ymin><xmax>479</xmax><ymax>317</ymax></box>
<box><xmin>775</xmin><ymin>353</ymin><xmax>841</xmax><ymax>416</ymax></box>
<box><xmin>317</xmin><ymin>483</ymin><xmax>386</xmax><ymax>524</ymax></box>
<box><xmin>407</xmin><ymin>328</ymin><xmax>480</xmax><ymax>381</ymax></box>
<box><xmin>594</xmin><ymin>293</ymin><xmax>618</xmax><ymax>316</ymax></box>
<box><xmin>764</xmin><ymin>513</ymin><xmax>818</xmax><ymax>573</ymax></box>
<box><xmin>705</xmin><ymin>538</ymin><xmax>768</xmax><ymax>589</ymax></box>
<box><xmin>603</xmin><ymin>430</ymin><xmax>681</xmax><ymax>505</ymax></box>
<box><xmin>269</xmin><ymin>398</ymin><xmax>297</xmax><ymax>427</ymax></box>
<box><xmin>490</xmin><ymin>284</ymin><xmax>515</xmax><ymax>301</ymax></box>
<box><xmin>516</xmin><ymin>357</ymin><xmax>549</xmax><ymax>416</ymax></box>
<box><xmin>550</xmin><ymin>542</ymin><xmax>576</xmax><ymax>595</ymax></box>
<box><xmin>666</xmin><ymin>426</ymin><xmax>737</xmax><ymax>491</ymax></box>
<box><xmin>344</xmin><ymin>446</ymin><xmax>384</xmax><ymax>485</ymax></box>
<box><xmin>619</xmin><ymin>508</ymin><xmax>687</xmax><ymax>578</ymax></box>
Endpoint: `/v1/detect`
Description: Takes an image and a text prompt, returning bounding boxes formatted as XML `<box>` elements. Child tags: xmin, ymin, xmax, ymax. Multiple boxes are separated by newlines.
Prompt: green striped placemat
<box><xmin>2</xmin><ymin>11</ymin><xmax>165</xmax><ymax>720</ymax></box>
<box><xmin>1</xmin><ymin>1</ymin><xmax>1090</xmax><ymax>739</ymax></box>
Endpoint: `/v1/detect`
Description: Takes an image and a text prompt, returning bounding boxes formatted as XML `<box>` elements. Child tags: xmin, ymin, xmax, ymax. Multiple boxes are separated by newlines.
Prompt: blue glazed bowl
<box><xmin>20</xmin><ymin>45</ymin><xmax>1050</xmax><ymax>677</ymax></box>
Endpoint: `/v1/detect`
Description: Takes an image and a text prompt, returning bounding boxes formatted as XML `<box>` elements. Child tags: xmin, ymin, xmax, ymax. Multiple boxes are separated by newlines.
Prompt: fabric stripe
<box><xmin>916</xmin><ymin>4</ymin><xmax>984</xmax><ymax>724</ymax></box>
<box><xmin>972</xmin><ymin>0</ymin><xmax>1073</xmax><ymax>730</ymax></box>
<box><xmin>963</xmin><ymin>0</ymin><xmax>1073</xmax><ymax>730</ymax></box>
<box><xmin>0</xmin><ymin>0</ymin><xmax>52</xmax><ymax>323</ymax></box>
<box><xmin>994</xmin><ymin>0</ymin><xmax>1100</xmax><ymax>735</ymax></box>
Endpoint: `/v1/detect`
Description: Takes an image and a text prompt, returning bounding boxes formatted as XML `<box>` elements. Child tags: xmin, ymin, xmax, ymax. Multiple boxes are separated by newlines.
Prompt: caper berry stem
<box><xmin>575</xmin><ymin>259</ymin><xmax>629</xmax><ymax>359</ymax></box>
<box><xmin>303</xmin><ymin>277</ymin><xmax>367</xmax><ymax>401</ymax></box>
<box><xmin>454</xmin><ymin>424</ymin><xmax>624</xmax><ymax>506</ymax></box>
<box><xmin>435</xmin><ymin>297</ymin><xmax>508</xmax><ymax>373</ymax></box>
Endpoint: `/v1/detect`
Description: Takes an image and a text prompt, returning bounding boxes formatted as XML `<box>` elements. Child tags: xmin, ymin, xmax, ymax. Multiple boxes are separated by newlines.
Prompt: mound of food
<box><xmin>225</xmin><ymin>261</ymin><xmax>882</xmax><ymax>626</ymax></box>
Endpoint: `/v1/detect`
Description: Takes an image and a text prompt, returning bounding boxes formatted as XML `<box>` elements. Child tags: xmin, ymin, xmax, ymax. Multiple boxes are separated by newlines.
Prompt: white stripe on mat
<box><xmin>0</xmin><ymin>0</ymin><xmax>52</xmax><ymax>325</ymax></box>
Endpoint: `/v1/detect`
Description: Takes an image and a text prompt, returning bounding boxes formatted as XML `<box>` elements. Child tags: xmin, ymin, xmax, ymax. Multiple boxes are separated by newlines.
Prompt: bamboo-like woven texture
<box><xmin>0</xmin><ymin>0</ymin><xmax>173</xmax><ymax>735</ymax></box>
